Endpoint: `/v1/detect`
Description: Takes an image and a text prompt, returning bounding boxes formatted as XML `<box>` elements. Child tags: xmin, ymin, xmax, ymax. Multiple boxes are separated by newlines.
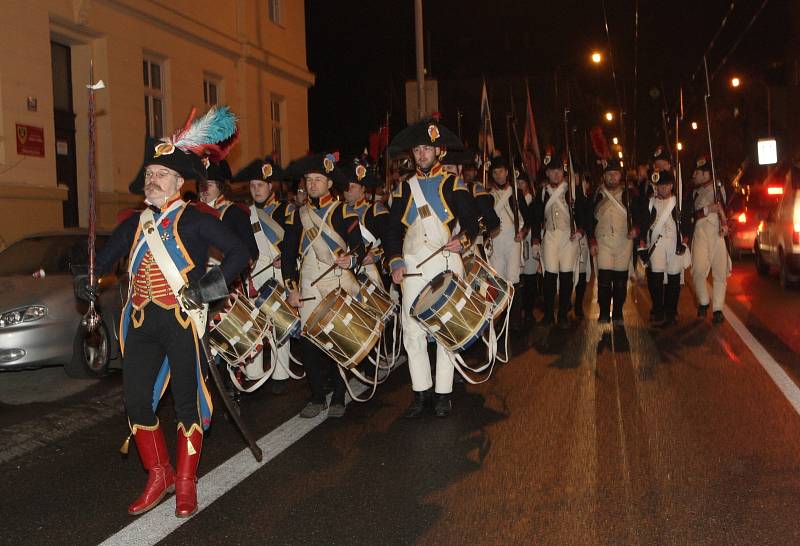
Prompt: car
<box><xmin>754</xmin><ymin>165</ymin><xmax>800</xmax><ymax>289</ymax></box>
<box><xmin>727</xmin><ymin>182</ymin><xmax>784</xmax><ymax>259</ymax></box>
<box><xmin>0</xmin><ymin>231</ymin><xmax>125</xmax><ymax>377</ymax></box>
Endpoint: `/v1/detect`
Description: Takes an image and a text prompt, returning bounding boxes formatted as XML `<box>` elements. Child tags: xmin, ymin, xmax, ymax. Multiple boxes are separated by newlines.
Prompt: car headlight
<box><xmin>0</xmin><ymin>305</ymin><xmax>47</xmax><ymax>328</ymax></box>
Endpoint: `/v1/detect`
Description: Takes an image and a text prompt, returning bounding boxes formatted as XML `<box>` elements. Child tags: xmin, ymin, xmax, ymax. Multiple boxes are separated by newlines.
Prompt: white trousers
<box><xmin>489</xmin><ymin>229</ymin><xmax>522</xmax><ymax>284</ymax></box>
<box><xmin>691</xmin><ymin>222</ymin><xmax>730</xmax><ymax>310</ymax></box>
<box><xmin>542</xmin><ymin>229</ymin><xmax>579</xmax><ymax>274</ymax></box>
<box><xmin>597</xmin><ymin>235</ymin><xmax>633</xmax><ymax>271</ymax></box>
<box><xmin>401</xmin><ymin>250</ymin><xmax>464</xmax><ymax>394</ymax></box>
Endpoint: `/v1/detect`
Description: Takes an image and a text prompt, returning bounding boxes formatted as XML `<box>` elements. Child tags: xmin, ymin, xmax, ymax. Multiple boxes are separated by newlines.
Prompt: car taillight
<box><xmin>757</xmin><ymin>220</ymin><xmax>764</xmax><ymax>233</ymax></box>
<box><xmin>737</xmin><ymin>212</ymin><xmax>747</xmax><ymax>223</ymax></box>
<box><xmin>768</xmin><ymin>186</ymin><xmax>784</xmax><ymax>196</ymax></box>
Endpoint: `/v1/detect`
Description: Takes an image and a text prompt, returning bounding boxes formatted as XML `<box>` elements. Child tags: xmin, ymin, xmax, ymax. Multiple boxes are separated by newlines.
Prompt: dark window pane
<box><xmin>153</xmin><ymin>97</ymin><xmax>163</xmax><ymax>138</ymax></box>
<box><xmin>209</xmin><ymin>83</ymin><xmax>217</xmax><ymax>105</ymax></box>
<box><xmin>203</xmin><ymin>81</ymin><xmax>208</xmax><ymax>105</ymax></box>
<box><xmin>144</xmin><ymin>96</ymin><xmax>151</xmax><ymax>137</ymax></box>
<box><xmin>151</xmin><ymin>63</ymin><xmax>161</xmax><ymax>90</ymax></box>
<box><xmin>143</xmin><ymin>60</ymin><xmax>149</xmax><ymax>86</ymax></box>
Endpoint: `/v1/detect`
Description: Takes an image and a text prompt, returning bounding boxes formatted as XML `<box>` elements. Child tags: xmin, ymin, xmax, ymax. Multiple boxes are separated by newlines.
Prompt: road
<box><xmin>1</xmin><ymin>257</ymin><xmax>799</xmax><ymax>545</ymax></box>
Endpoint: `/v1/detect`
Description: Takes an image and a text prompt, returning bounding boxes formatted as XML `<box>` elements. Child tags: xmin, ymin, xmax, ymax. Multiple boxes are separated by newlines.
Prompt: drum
<box><xmin>410</xmin><ymin>271</ymin><xmax>491</xmax><ymax>352</ymax></box>
<box><xmin>356</xmin><ymin>273</ymin><xmax>397</xmax><ymax>323</ymax></box>
<box><xmin>303</xmin><ymin>288</ymin><xmax>383</xmax><ymax>369</ymax></box>
<box><xmin>463</xmin><ymin>254</ymin><xmax>514</xmax><ymax>319</ymax></box>
<box><xmin>258</xmin><ymin>278</ymin><xmax>301</xmax><ymax>346</ymax></box>
<box><xmin>208</xmin><ymin>293</ymin><xmax>270</xmax><ymax>365</ymax></box>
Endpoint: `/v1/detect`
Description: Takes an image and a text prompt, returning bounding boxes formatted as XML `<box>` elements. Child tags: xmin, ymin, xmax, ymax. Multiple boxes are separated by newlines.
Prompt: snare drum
<box><xmin>356</xmin><ymin>273</ymin><xmax>397</xmax><ymax>323</ymax></box>
<box><xmin>258</xmin><ymin>278</ymin><xmax>301</xmax><ymax>346</ymax></box>
<box><xmin>208</xmin><ymin>293</ymin><xmax>270</xmax><ymax>365</ymax></box>
<box><xmin>303</xmin><ymin>288</ymin><xmax>383</xmax><ymax>369</ymax></box>
<box><xmin>463</xmin><ymin>254</ymin><xmax>514</xmax><ymax>319</ymax></box>
<box><xmin>410</xmin><ymin>271</ymin><xmax>491</xmax><ymax>352</ymax></box>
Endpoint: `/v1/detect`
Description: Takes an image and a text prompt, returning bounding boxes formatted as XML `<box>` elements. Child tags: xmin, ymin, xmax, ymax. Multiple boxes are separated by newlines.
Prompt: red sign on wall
<box><xmin>16</xmin><ymin>124</ymin><xmax>45</xmax><ymax>157</ymax></box>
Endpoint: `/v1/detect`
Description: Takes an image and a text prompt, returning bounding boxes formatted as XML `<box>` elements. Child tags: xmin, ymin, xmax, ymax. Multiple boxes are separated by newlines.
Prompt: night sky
<box><xmin>305</xmin><ymin>0</ymin><xmax>789</xmax><ymax>171</ymax></box>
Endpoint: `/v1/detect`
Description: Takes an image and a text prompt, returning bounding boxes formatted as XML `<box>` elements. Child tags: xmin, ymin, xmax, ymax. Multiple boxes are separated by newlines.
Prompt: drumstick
<box><xmin>299</xmin><ymin>296</ymin><xmax>317</xmax><ymax>302</ymax></box>
<box><xmin>310</xmin><ymin>243</ymin><xmax>363</xmax><ymax>287</ymax></box>
<box><xmin>416</xmin><ymin>244</ymin><xmax>448</xmax><ymax>268</ymax></box>
<box><xmin>403</xmin><ymin>273</ymin><xmax>423</xmax><ymax>277</ymax></box>
<box><xmin>251</xmin><ymin>258</ymin><xmax>278</xmax><ymax>279</ymax></box>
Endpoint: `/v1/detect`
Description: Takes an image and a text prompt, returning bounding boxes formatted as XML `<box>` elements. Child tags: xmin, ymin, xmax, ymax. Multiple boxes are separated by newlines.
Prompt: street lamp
<box><xmin>612</xmin><ymin>137</ymin><xmax>619</xmax><ymax>145</ymax></box>
<box><xmin>691</xmin><ymin>121</ymin><xmax>699</xmax><ymax>131</ymax></box>
<box><xmin>604</xmin><ymin>111</ymin><xmax>614</xmax><ymax>122</ymax></box>
<box><xmin>730</xmin><ymin>76</ymin><xmax>741</xmax><ymax>88</ymax></box>
<box><xmin>677</xmin><ymin>142</ymin><xmax>683</xmax><ymax>151</ymax></box>
<box><xmin>617</xmin><ymin>151</ymin><xmax>623</xmax><ymax>159</ymax></box>
<box><xmin>591</xmin><ymin>51</ymin><xmax>603</xmax><ymax>64</ymax></box>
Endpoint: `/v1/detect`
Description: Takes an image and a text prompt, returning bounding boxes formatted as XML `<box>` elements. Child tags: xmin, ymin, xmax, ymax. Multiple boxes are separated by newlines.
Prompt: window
<box><xmin>270</xmin><ymin>94</ymin><xmax>285</xmax><ymax>164</ymax></box>
<box><xmin>268</xmin><ymin>0</ymin><xmax>282</xmax><ymax>25</ymax></box>
<box><xmin>203</xmin><ymin>78</ymin><xmax>219</xmax><ymax>107</ymax></box>
<box><xmin>143</xmin><ymin>58</ymin><xmax>164</xmax><ymax>138</ymax></box>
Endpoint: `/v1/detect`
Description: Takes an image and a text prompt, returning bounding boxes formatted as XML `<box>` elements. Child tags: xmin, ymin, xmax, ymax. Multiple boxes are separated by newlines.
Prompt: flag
<box><xmin>478</xmin><ymin>79</ymin><xmax>495</xmax><ymax>161</ymax></box>
<box><xmin>522</xmin><ymin>81</ymin><xmax>541</xmax><ymax>176</ymax></box>
<box><xmin>368</xmin><ymin>125</ymin><xmax>389</xmax><ymax>163</ymax></box>
<box><xmin>589</xmin><ymin>126</ymin><xmax>612</xmax><ymax>160</ymax></box>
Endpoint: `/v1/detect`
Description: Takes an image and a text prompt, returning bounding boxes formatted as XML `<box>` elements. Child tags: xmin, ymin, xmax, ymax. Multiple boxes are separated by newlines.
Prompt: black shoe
<box><xmin>598</xmin><ymin>315</ymin><xmax>611</xmax><ymax>324</ymax></box>
<box><xmin>434</xmin><ymin>393</ymin><xmax>452</xmax><ymax>417</ymax></box>
<box><xmin>712</xmin><ymin>310</ymin><xmax>724</xmax><ymax>324</ymax></box>
<box><xmin>270</xmin><ymin>379</ymin><xmax>288</xmax><ymax>395</ymax></box>
<box><xmin>697</xmin><ymin>304</ymin><xmax>709</xmax><ymax>318</ymax></box>
<box><xmin>404</xmin><ymin>389</ymin><xmax>433</xmax><ymax>419</ymax></box>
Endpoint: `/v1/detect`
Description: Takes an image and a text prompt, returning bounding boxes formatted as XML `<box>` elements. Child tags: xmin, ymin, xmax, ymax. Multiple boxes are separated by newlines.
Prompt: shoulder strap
<box><xmin>407</xmin><ymin>175</ymin><xmax>449</xmax><ymax>245</ymax></box>
<box><xmin>139</xmin><ymin>208</ymin><xmax>207</xmax><ymax>334</ymax></box>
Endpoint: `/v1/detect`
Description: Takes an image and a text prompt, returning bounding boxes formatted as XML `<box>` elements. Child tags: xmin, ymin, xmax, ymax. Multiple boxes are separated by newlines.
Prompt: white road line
<box><xmin>100</xmin><ymin>379</ymin><xmax>370</xmax><ymax>546</ymax></box>
<box><xmin>723</xmin><ymin>304</ymin><xmax>800</xmax><ymax>415</ymax></box>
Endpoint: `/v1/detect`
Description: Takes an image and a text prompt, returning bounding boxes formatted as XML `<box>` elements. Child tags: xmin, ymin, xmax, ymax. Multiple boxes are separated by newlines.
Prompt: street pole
<box><xmin>414</xmin><ymin>0</ymin><xmax>426</xmax><ymax>120</ymax></box>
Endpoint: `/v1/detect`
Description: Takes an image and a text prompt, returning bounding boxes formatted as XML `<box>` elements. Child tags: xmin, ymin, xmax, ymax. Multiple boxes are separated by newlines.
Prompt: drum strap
<box><xmin>299</xmin><ymin>203</ymin><xmax>341</xmax><ymax>263</ymax></box>
<box><xmin>407</xmin><ymin>175</ymin><xmax>449</xmax><ymax>246</ymax></box>
<box><xmin>139</xmin><ymin>208</ymin><xmax>208</xmax><ymax>335</ymax></box>
<box><xmin>250</xmin><ymin>205</ymin><xmax>283</xmax><ymax>260</ymax></box>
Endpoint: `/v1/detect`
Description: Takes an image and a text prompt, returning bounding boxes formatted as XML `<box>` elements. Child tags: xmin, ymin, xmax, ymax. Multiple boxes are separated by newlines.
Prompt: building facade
<box><xmin>0</xmin><ymin>0</ymin><xmax>313</xmax><ymax>246</ymax></box>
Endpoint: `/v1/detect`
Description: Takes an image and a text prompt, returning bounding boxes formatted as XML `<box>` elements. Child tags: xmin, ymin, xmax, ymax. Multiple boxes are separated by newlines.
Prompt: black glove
<box><xmin>180</xmin><ymin>266</ymin><xmax>228</xmax><ymax>309</ymax></box>
<box><xmin>74</xmin><ymin>274</ymin><xmax>97</xmax><ymax>303</ymax></box>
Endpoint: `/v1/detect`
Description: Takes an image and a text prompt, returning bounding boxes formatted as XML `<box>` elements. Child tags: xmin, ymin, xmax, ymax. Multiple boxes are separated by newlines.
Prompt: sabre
<box><xmin>703</xmin><ymin>56</ymin><xmax>731</xmax><ymax>243</ymax></box>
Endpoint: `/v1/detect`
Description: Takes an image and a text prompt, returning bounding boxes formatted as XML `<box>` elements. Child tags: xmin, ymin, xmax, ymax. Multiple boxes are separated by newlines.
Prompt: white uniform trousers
<box><xmin>401</xmin><ymin>250</ymin><xmax>464</xmax><ymax>394</ymax></box>
<box><xmin>597</xmin><ymin>234</ymin><xmax>633</xmax><ymax>272</ymax></box>
<box><xmin>541</xmin><ymin>229</ymin><xmax>580</xmax><ymax>274</ymax></box>
<box><xmin>246</xmin><ymin>261</ymin><xmax>293</xmax><ymax>381</ymax></box>
<box><xmin>691</xmin><ymin>219</ymin><xmax>730</xmax><ymax>311</ymax></box>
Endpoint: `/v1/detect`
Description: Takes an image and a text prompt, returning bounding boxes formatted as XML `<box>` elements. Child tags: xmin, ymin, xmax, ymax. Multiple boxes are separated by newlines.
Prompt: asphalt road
<box><xmin>1</xmin><ymin>258</ymin><xmax>799</xmax><ymax>545</ymax></box>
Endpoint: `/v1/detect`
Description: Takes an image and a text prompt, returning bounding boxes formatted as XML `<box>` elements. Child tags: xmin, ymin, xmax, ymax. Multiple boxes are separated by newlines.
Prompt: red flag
<box><xmin>589</xmin><ymin>126</ymin><xmax>612</xmax><ymax>160</ymax></box>
<box><xmin>522</xmin><ymin>81</ymin><xmax>541</xmax><ymax>176</ymax></box>
<box><xmin>368</xmin><ymin>125</ymin><xmax>389</xmax><ymax>162</ymax></box>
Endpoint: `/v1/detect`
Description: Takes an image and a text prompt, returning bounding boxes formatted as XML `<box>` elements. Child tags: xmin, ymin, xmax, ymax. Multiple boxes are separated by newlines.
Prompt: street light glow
<box><xmin>605</xmin><ymin>111</ymin><xmax>614</xmax><ymax>122</ymax></box>
<box><xmin>691</xmin><ymin>121</ymin><xmax>699</xmax><ymax>131</ymax></box>
<box><xmin>591</xmin><ymin>51</ymin><xmax>602</xmax><ymax>64</ymax></box>
<box><xmin>617</xmin><ymin>151</ymin><xmax>623</xmax><ymax>159</ymax></box>
<box><xmin>731</xmin><ymin>76</ymin><xmax>741</xmax><ymax>88</ymax></box>
<box><xmin>612</xmin><ymin>137</ymin><xmax>619</xmax><ymax>145</ymax></box>
<box><xmin>677</xmin><ymin>142</ymin><xmax>683</xmax><ymax>151</ymax></box>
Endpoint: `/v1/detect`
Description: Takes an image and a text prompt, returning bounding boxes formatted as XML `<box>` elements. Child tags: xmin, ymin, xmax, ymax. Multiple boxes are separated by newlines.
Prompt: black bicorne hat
<box><xmin>693</xmin><ymin>156</ymin><xmax>712</xmax><ymax>173</ymax></box>
<box><xmin>602</xmin><ymin>158</ymin><xmax>622</xmax><ymax>173</ymax></box>
<box><xmin>128</xmin><ymin>137</ymin><xmax>208</xmax><ymax>194</ymax></box>
<box><xmin>285</xmin><ymin>152</ymin><xmax>340</xmax><ymax>179</ymax></box>
<box><xmin>542</xmin><ymin>149</ymin><xmax>567</xmax><ymax>172</ymax></box>
<box><xmin>651</xmin><ymin>170</ymin><xmax>675</xmax><ymax>185</ymax></box>
<box><xmin>652</xmin><ymin>145</ymin><xmax>672</xmax><ymax>163</ymax></box>
<box><xmin>332</xmin><ymin>159</ymin><xmax>381</xmax><ymax>190</ymax></box>
<box><xmin>388</xmin><ymin>118</ymin><xmax>463</xmax><ymax>156</ymax></box>
<box><xmin>205</xmin><ymin>159</ymin><xmax>232</xmax><ymax>182</ymax></box>
<box><xmin>488</xmin><ymin>155</ymin><xmax>509</xmax><ymax>171</ymax></box>
<box><xmin>232</xmin><ymin>156</ymin><xmax>287</xmax><ymax>182</ymax></box>
<box><xmin>439</xmin><ymin>148</ymin><xmax>478</xmax><ymax>167</ymax></box>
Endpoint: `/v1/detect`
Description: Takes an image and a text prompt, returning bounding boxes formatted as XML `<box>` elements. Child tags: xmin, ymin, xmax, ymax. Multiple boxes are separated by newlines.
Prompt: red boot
<box><xmin>175</xmin><ymin>423</ymin><xmax>203</xmax><ymax>518</ymax></box>
<box><xmin>127</xmin><ymin>423</ymin><xmax>175</xmax><ymax>515</ymax></box>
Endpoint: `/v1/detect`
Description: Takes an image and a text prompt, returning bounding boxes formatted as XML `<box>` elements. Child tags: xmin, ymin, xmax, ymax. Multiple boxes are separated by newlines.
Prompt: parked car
<box><xmin>0</xmin><ymin>231</ymin><xmax>125</xmax><ymax>376</ymax></box>
<box><xmin>727</xmin><ymin>183</ymin><xmax>784</xmax><ymax>259</ymax></box>
<box><xmin>754</xmin><ymin>166</ymin><xmax>800</xmax><ymax>288</ymax></box>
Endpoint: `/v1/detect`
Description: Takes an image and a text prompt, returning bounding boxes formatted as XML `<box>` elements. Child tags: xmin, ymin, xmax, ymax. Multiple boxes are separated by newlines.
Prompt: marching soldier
<box><xmin>386</xmin><ymin>118</ymin><xmax>480</xmax><ymax>418</ymax></box>
<box><xmin>232</xmin><ymin>157</ymin><xmax>295</xmax><ymax>393</ymax></box>
<box><xmin>487</xmin><ymin>155</ymin><xmax>531</xmax><ymax>288</ymax></box>
<box><xmin>589</xmin><ymin>159</ymin><xmax>639</xmax><ymax>324</ymax></box>
<box><xmin>518</xmin><ymin>172</ymin><xmax>542</xmax><ymax>327</ymax></box>
<box><xmin>689</xmin><ymin>157</ymin><xmax>730</xmax><ymax>324</ymax></box>
<box><xmin>573</xmin><ymin>170</ymin><xmax>594</xmax><ymax>320</ymax></box>
<box><xmin>638</xmin><ymin>170</ymin><xmax>690</xmax><ymax>325</ymax></box>
<box><xmin>282</xmin><ymin>153</ymin><xmax>364</xmax><ymax>419</ymax></box>
<box><xmin>531</xmin><ymin>151</ymin><xmax>590</xmax><ymax>328</ymax></box>
<box><xmin>200</xmin><ymin>159</ymin><xmax>259</xmax><ymax>263</ymax></box>
<box><xmin>336</xmin><ymin>159</ymin><xmax>390</xmax><ymax>287</ymax></box>
<box><xmin>74</xmin><ymin>109</ymin><xmax>249</xmax><ymax>518</ymax></box>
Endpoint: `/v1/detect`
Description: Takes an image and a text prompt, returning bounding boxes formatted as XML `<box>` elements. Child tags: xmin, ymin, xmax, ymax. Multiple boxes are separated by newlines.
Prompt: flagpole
<box><xmin>414</xmin><ymin>0</ymin><xmax>426</xmax><ymax>119</ymax></box>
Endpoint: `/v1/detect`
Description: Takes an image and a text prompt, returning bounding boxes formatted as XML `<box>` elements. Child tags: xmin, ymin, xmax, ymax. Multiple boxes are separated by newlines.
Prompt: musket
<box><xmin>82</xmin><ymin>61</ymin><xmax>105</xmax><ymax>333</ymax></box>
<box><xmin>674</xmin><ymin>87</ymin><xmax>686</xmax><ymax>255</ymax></box>
<box><xmin>702</xmin><ymin>56</ymin><xmax>730</xmax><ymax>238</ymax></box>
<box><xmin>563</xmin><ymin>109</ymin><xmax>578</xmax><ymax>236</ymax></box>
<box><xmin>505</xmin><ymin>106</ymin><xmax>521</xmax><ymax>234</ymax></box>
<box><xmin>456</xmin><ymin>109</ymin><xmax>463</xmax><ymax>142</ymax></box>
<box><xmin>383</xmin><ymin>111</ymin><xmax>391</xmax><ymax>199</ymax></box>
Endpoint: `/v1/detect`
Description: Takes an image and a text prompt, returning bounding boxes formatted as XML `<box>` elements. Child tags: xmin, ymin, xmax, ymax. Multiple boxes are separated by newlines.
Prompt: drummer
<box><xmin>232</xmin><ymin>156</ymin><xmax>294</xmax><ymax>394</ymax></box>
<box><xmin>336</xmin><ymin>158</ymin><xmax>389</xmax><ymax>288</ymax></box>
<box><xmin>282</xmin><ymin>153</ymin><xmax>364</xmax><ymax>419</ymax></box>
<box><xmin>385</xmin><ymin>118</ymin><xmax>480</xmax><ymax>418</ymax></box>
